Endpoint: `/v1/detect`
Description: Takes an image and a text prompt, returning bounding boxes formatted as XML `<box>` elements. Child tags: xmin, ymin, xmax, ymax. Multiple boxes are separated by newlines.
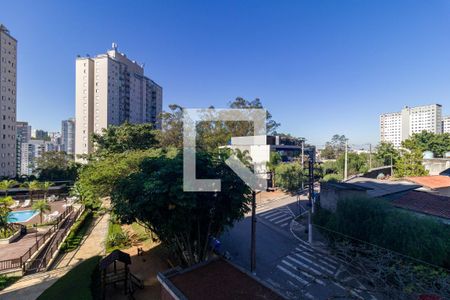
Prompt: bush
<box><xmin>315</xmin><ymin>197</ymin><xmax>450</xmax><ymax>267</ymax></box>
<box><xmin>274</xmin><ymin>162</ymin><xmax>305</xmax><ymax>191</ymax></box>
<box><xmin>60</xmin><ymin>209</ymin><xmax>93</xmax><ymax>252</ymax></box>
<box><xmin>106</xmin><ymin>221</ymin><xmax>130</xmax><ymax>253</ymax></box>
<box><xmin>0</xmin><ymin>275</ymin><xmax>20</xmax><ymax>291</ymax></box>
<box><xmin>322</xmin><ymin>173</ymin><xmax>342</xmax><ymax>182</ymax></box>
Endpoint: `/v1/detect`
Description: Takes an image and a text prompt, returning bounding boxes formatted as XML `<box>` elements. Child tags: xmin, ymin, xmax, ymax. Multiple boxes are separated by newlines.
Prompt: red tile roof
<box><xmin>405</xmin><ymin>176</ymin><xmax>450</xmax><ymax>189</ymax></box>
<box><xmin>392</xmin><ymin>191</ymin><xmax>450</xmax><ymax>219</ymax></box>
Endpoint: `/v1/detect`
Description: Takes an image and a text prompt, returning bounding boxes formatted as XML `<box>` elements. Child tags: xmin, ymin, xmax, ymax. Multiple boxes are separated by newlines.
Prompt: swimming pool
<box><xmin>8</xmin><ymin>210</ymin><xmax>38</xmax><ymax>223</ymax></box>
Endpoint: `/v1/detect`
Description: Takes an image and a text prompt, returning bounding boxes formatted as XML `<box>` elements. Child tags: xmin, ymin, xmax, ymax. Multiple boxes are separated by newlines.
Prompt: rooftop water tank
<box><xmin>423</xmin><ymin>151</ymin><xmax>434</xmax><ymax>159</ymax></box>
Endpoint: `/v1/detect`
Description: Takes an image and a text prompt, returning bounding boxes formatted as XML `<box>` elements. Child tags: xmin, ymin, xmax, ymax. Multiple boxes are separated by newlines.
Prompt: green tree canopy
<box><xmin>394</xmin><ymin>149</ymin><xmax>428</xmax><ymax>177</ymax></box>
<box><xmin>92</xmin><ymin>122</ymin><xmax>158</xmax><ymax>156</ymax></box>
<box><xmin>402</xmin><ymin>131</ymin><xmax>450</xmax><ymax>158</ymax></box>
<box><xmin>274</xmin><ymin>162</ymin><xmax>305</xmax><ymax>192</ymax></box>
<box><xmin>375</xmin><ymin>142</ymin><xmax>400</xmax><ymax>166</ymax></box>
<box><xmin>35</xmin><ymin>151</ymin><xmax>80</xmax><ymax>181</ymax></box>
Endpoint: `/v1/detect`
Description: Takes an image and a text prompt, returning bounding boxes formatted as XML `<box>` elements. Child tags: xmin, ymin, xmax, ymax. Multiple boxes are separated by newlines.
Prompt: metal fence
<box><xmin>0</xmin><ymin>205</ymin><xmax>76</xmax><ymax>273</ymax></box>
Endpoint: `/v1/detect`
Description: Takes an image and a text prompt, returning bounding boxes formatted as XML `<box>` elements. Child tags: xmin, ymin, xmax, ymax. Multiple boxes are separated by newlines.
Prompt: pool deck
<box><xmin>9</xmin><ymin>200</ymin><xmax>65</xmax><ymax>226</ymax></box>
<box><xmin>0</xmin><ymin>200</ymin><xmax>68</xmax><ymax>261</ymax></box>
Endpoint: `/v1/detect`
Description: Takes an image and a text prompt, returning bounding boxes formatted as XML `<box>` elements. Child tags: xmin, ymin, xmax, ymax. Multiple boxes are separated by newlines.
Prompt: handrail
<box><xmin>0</xmin><ymin>205</ymin><xmax>76</xmax><ymax>272</ymax></box>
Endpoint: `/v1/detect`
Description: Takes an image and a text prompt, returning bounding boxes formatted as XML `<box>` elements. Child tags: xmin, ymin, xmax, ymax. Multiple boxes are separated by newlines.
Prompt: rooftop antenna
<box><xmin>112</xmin><ymin>42</ymin><xmax>118</xmax><ymax>50</ymax></box>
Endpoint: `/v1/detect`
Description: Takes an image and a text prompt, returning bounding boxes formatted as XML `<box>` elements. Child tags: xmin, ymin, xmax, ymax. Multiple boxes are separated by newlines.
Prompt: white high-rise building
<box><xmin>16</xmin><ymin>121</ymin><xmax>31</xmax><ymax>175</ymax></box>
<box><xmin>61</xmin><ymin>118</ymin><xmax>75</xmax><ymax>157</ymax></box>
<box><xmin>75</xmin><ymin>43</ymin><xmax>162</xmax><ymax>161</ymax></box>
<box><xmin>443</xmin><ymin>116</ymin><xmax>450</xmax><ymax>134</ymax></box>
<box><xmin>0</xmin><ymin>25</ymin><xmax>17</xmax><ymax>177</ymax></box>
<box><xmin>380</xmin><ymin>104</ymin><xmax>443</xmax><ymax>147</ymax></box>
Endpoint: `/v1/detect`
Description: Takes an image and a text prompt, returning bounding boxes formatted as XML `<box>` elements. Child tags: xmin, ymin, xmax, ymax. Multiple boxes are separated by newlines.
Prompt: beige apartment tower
<box><xmin>0</xmin><ymin>25</ymin><xmax>17</xmax><ymax>177</ymax></box>
<box><xmin>75</xmin><ymin>44</ymin><xmax>162</xmax><ymax>161</ymax></box>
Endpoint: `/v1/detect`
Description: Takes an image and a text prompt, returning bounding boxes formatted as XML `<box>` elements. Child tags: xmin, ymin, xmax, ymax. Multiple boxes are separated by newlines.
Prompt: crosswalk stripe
<box><xmin>276</xmin><ymin>265</ymin><xmax>309</xmax><ymax>285</ymax></box>
<box><xmin>268</xmin><ymin>213</ymin><xmax>290</xmax><ymax>221</ymax></box>
<box><xmin>280</xmin><ymin>222</ymin><xmax>289</xmax><ymax>227</ymax></box>
<box><xmin>295</xmin><ymin>244</ymin><xmax>339</xmax><ymax>265</ymax></box>
<box><xmin>259</xmin><ymin>210</ymin><xmax>281</xmax><ymax>217</ymax></box>
<box><xmin>286</xmin><ymin>255</ymin><xmax>322</xmax><ymax>276</ymax></box>
<box><xmin>282</xmin><ymin>260</ymin><xmax>325</xmax><ymax>285</ymax></box>
<box><xmin>294</xmin><ymin>248</ymin><xmax>337</xmax><ymax>270</ymax></box>
<box><xmin>274</xmin><ymin>216</ymin><xmax>292</xmax><ymax>224</ymax></box>
<box><xmin>293</xmin><ymin>253</ymin><xmax>335</xmax><ymax>274</ymax></box>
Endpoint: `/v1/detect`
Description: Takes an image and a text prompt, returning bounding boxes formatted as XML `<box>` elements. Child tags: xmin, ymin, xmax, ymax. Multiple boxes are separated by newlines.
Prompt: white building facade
<box><xmin>0</xmin><ymin>25</ymin><xmax>17</xmax><ymax>177</ymax></box>
<box><xmin>16</xmin><ymin>121</ymin><xmax>31</xmax><ymax>175</ymax></box>
<box><xmin>380</xmin><ymin>104</ymin><xmax>443</xmax><ymax>147</ymax></box>
<box><xmin>443</xmin><ymin>116</ymin><xmax>450</xmax><ymax>134</ymax></box>
<box><xmin>75</xmin><ymin>44</ymin><xmax>162</xmax><ymax>161</ymax></box>
<box><xmin>61</xmin><ymin>118</ymin><xmax>75</xmax><ymax>157</ymax></box>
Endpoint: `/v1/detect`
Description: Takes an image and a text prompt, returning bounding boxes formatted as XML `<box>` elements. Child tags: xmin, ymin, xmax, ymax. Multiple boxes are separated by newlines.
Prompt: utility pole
<box><xmin>301</xmin><ymin>139</ymin><xmax>305</xmax><ymax>191</ymax></box>
<box><xmin>250</xmin><ymin>190</ymin><xmax>256</xmax><ymax>274</ymax></box>
<box><xmin>390</xmin><ymin>154</ymin><xmax>394</xmax><ymax>177</ymax></box>
<box><xmin>308</xmin><ymin>151</ymin><xmax>315</xmax><ymax>244</ymax></box>
<box><xmin>344</xmin><ymin>139</ymin><xmax>348</xmax><ymax>180</ymax></box>
<box><xmin>369</xmin><ymin>143</ymin><xmax>372</xmax><ymax>169</ymax></box>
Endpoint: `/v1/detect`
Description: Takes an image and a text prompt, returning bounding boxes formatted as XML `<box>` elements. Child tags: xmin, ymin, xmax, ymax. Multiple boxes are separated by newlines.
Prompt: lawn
<box><xmin>37</xmin><ymin>256</ymin><xmax>101</xmax><ymax>300</ymax></box>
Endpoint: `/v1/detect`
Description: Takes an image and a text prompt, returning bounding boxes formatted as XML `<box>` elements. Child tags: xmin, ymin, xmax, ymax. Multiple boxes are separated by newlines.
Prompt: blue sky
<box><xmin>2</xmin><ymin>0</ymin><xmax>450</xmax><ymax>146</ymax></box>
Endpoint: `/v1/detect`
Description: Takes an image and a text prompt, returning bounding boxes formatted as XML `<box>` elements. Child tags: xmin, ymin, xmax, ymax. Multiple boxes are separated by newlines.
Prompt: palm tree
<box><xmin>32</xmin><ymin>200</ymin><xmax>51</xmax><ymax>224</ymax></box>
<box><xmin>22</xmin><ymin>180</ymin><xmax>41</xmax><ymax>203</ymax></box>
<box><xmin>40</xmin><ymin>181</ymin><xmax>54</xmax><ymax>201</ymax></box>
<box><xmin>0</xmin><ymin>206</ymin><xmax>12</xmax><ymax>237</ymax></box>
<box><xmin>0</xmin><ymin>180</ymin><xmax>17</xmax><ymax>197</ymax></box>
<box><xmin>0</xmin><ymin>196</ymin><xmax>14</xmax><ymax>209</ymax></box>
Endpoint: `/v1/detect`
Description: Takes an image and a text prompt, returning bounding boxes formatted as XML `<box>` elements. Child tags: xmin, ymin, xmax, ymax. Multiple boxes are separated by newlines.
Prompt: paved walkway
<box><xmin>0</xmin><ymin>210</ymin><xmax>110</xmax><ymax>300</ymax></box>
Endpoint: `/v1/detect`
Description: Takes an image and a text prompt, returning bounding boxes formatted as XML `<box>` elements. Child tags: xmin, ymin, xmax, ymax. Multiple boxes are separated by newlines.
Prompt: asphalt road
<box><xmin>221</xmin><ymin>195</ymin><xmax>379</xmax><ymax>300</ymax></box>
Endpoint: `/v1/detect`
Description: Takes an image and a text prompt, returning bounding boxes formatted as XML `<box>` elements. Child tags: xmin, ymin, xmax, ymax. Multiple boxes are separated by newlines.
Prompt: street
<box><xmin>221</xmin><ymin>194</ymin><xmax>378</xmax><ymax>300</ymax></box>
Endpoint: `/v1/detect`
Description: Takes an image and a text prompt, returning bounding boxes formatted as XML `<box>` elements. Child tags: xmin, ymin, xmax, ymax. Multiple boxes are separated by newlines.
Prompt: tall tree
<box><xmin>375</xmin><ymin>142</ymin><xmax>400</xmax><ymax>166</ymax></box>
<box><xmin>394</xmin><ymin>150</ymin><xmax>428</xmax><ymax>177</ymax></box>
<box><xmin>35</xmin><ymin>151</ymin><xmax>80</xmax><ymax>181</ymax></box>
<box><xmin>22</xmin><ymin>180</ymin><xmax>41</xmax><ymax>202</ymax></box>
<box><xmin>40</xmin><ymin>181</ymin><xmax>54</xmax><ymax>201</ymax></box>
<box><xmin>0</xmin><ymin>180</ymin><xmax>18</xmax><ymax>196</ymax></box>
<box><xmin>402</xmin><ymin>131</ymin><xmax>450</xmax><ymax>158</ymax></box>
<box><xmin>32</xmin><ymin>200</ymin><xmax>51</xmax><ymax>224</ymax></box>
<box><xmin>92</xmin><ymin>122</ymin><xmax>158</xmax><ymax>156</ymax></box>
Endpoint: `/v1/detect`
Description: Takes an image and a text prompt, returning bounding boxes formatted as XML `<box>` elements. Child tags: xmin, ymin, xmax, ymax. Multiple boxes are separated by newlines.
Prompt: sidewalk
<box><xmin>0</xmin><ymin>210</ymin><xmax>110</xmax><ymax>300</ymax></box>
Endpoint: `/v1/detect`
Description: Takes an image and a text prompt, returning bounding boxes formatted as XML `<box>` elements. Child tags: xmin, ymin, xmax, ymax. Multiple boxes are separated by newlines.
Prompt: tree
<box><xmin>0</xmin><ymin>205</ymin><xmax>13</xmax><ymax>237</ymax></box>
<box><xmin>0</xmin><ymin>196</ymin><xmax>14</xmax><ymax>208</ymax></box>
<box><xmin>35</xmin><ymin>151</ymin><xmax>80</xmax><ymax>181</ymax></box>
<box><xmin>0</xmin><ymin>180</ymin><xmax>17</xmax><ymax>196</ymax></box>
<box><xmin>321</xmin><ymin>134</ymin><xmax>347</xmax><ymax>159</ymax></box>
<box><xmin>32</xmin><ymin>200</ymin><xmax>51</xmax><ymax>224</ymax></box>
<box><xmin>402</xmin><ymin>131</ymin><xmax>450</xmax><ymax>158</ymax></box>
<box><xmin>157</xmin><ymin>98</ymin><xmax>281</xmax><ymax>151</ymax></box>
<box><xmin>92</xmin><ymin>122</ymin><xmax>158</xmax><ymax>156</ymax></box>
<box><xmin>274</xmin><ymin>162</ymin><xmax>305</xmax><ymax>192</ymax></box>
<box><xmin>40</xmin><ymin>181</ymin><xmax>54</xmax><ymax>201</ymax></box>
<box><xmin>97</xmin><ymin>148</ymin><xmax>252</xmax><ymax>266</ymax></box>
<box><xmin>22</xmin><ymin>180</ymin><xmax>41</xmax><ymax>202</ymax></box>
<box><xmin>394</xmin><ymin>150</ymin><xmax>428</xmax><ymax>177</ymax></box>
<box><xmin>375</xmin><ymin>142</ymin><xmax>399</xmax><ymax>166</ymax></box>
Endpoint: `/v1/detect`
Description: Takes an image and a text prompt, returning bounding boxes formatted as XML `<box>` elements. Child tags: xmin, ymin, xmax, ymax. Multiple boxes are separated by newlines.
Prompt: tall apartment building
<box><xmin>75</xmin><ymin>43</ymin><xmax>162</xmax><ymax>161</ymax></box>
<box><xmin>61</xmin><ymin>118</ymin><xmax>75</xmax><ymax>156</ymax></box>
<box><xmin>443</xmin><ymin>116</ymin><xmax>450</xmax><ymax>134</ymax></box>
<box><xmin>380</xmin><ymin>104</ymin><xmax>443</xmax><ymax>147</ymax></box>
<box><xmin>0</xmin><ymin>25</ymin><xmax>17</xmax><ymax>177</ymax></box>
<box><xmin>16</xmin><ymin>121</ymin><xmax>31</xmax><ymax>175</ymax></box>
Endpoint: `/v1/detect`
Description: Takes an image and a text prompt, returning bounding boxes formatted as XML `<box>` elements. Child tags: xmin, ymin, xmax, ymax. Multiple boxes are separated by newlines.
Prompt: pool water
<box><xmin>8</xmin><ymin>210</ymin><xmax>38</xmax><ymax>223</ymax></box>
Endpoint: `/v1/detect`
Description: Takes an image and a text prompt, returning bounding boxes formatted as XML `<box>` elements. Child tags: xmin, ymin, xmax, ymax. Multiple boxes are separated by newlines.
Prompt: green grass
<box><xmin>37</xmin><ymin>256</ymin><xmax>101</xmax><ymax>300</ymax></box>
<box><xmin>60</xmin><ymin>210</ymin><xmax>94</xmax><ymax>253</ymax></box>
<box><xmin>130</xmin><ymin>222</ymin><xmax>150</xmax><ymax>242</ymax></box>
<box><xmin>0</xmin><ymin>275</ymin><xmax>21</xmax><ymax>291</ymax></box>
<box><xmin>106</xmin><ymin>221</ymin><xmax>130</xmax><ymax>253</ymax></box>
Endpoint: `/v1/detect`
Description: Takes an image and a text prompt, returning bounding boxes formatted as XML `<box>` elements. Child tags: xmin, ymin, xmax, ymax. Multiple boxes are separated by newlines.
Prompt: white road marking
<box><xmin>274</xmin><ymin>216</ymin><xmax>292</xmax><ymax>224</ymax></box>
<box><xmin>259</xmin><ymin>210</ymin><xmax>282</xmax><ymax>217</ymax></box>
<box><xmin>276</xmin><ymin>265</ymin><xmax>309</xmax><ymax>285</ymax></box>
<box><xmin>295</xmin><ymin>244</ymin><xmax>339</xmax><ymax>265</ymax></box>
<box><xmin>268</xmin><ymin>213</ymin><xmax>290</xmax><ymax>221</ymax></box>
<box><xmin>282</xmin><ymin>260</ymin><xmax>325</xmax><ymax>285</ymax></box>
<box><xmin>280</xmin><ymin>222</ymin><xmax>289</xmax><ymax>227</ymax></box>
<box><xmin>294</xmin><ymin>248</ymin><xmax>337</xmax><ymax>270</ymax></box>
<box><xmin>286</xmin><ymin>255</ymin><xmax>322</xmax><ymax>276</ymax></box>
<box><xmin>293</xmin><ymin>253</ymin><xmax>335</xmax><ymax>274</ymax></box>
